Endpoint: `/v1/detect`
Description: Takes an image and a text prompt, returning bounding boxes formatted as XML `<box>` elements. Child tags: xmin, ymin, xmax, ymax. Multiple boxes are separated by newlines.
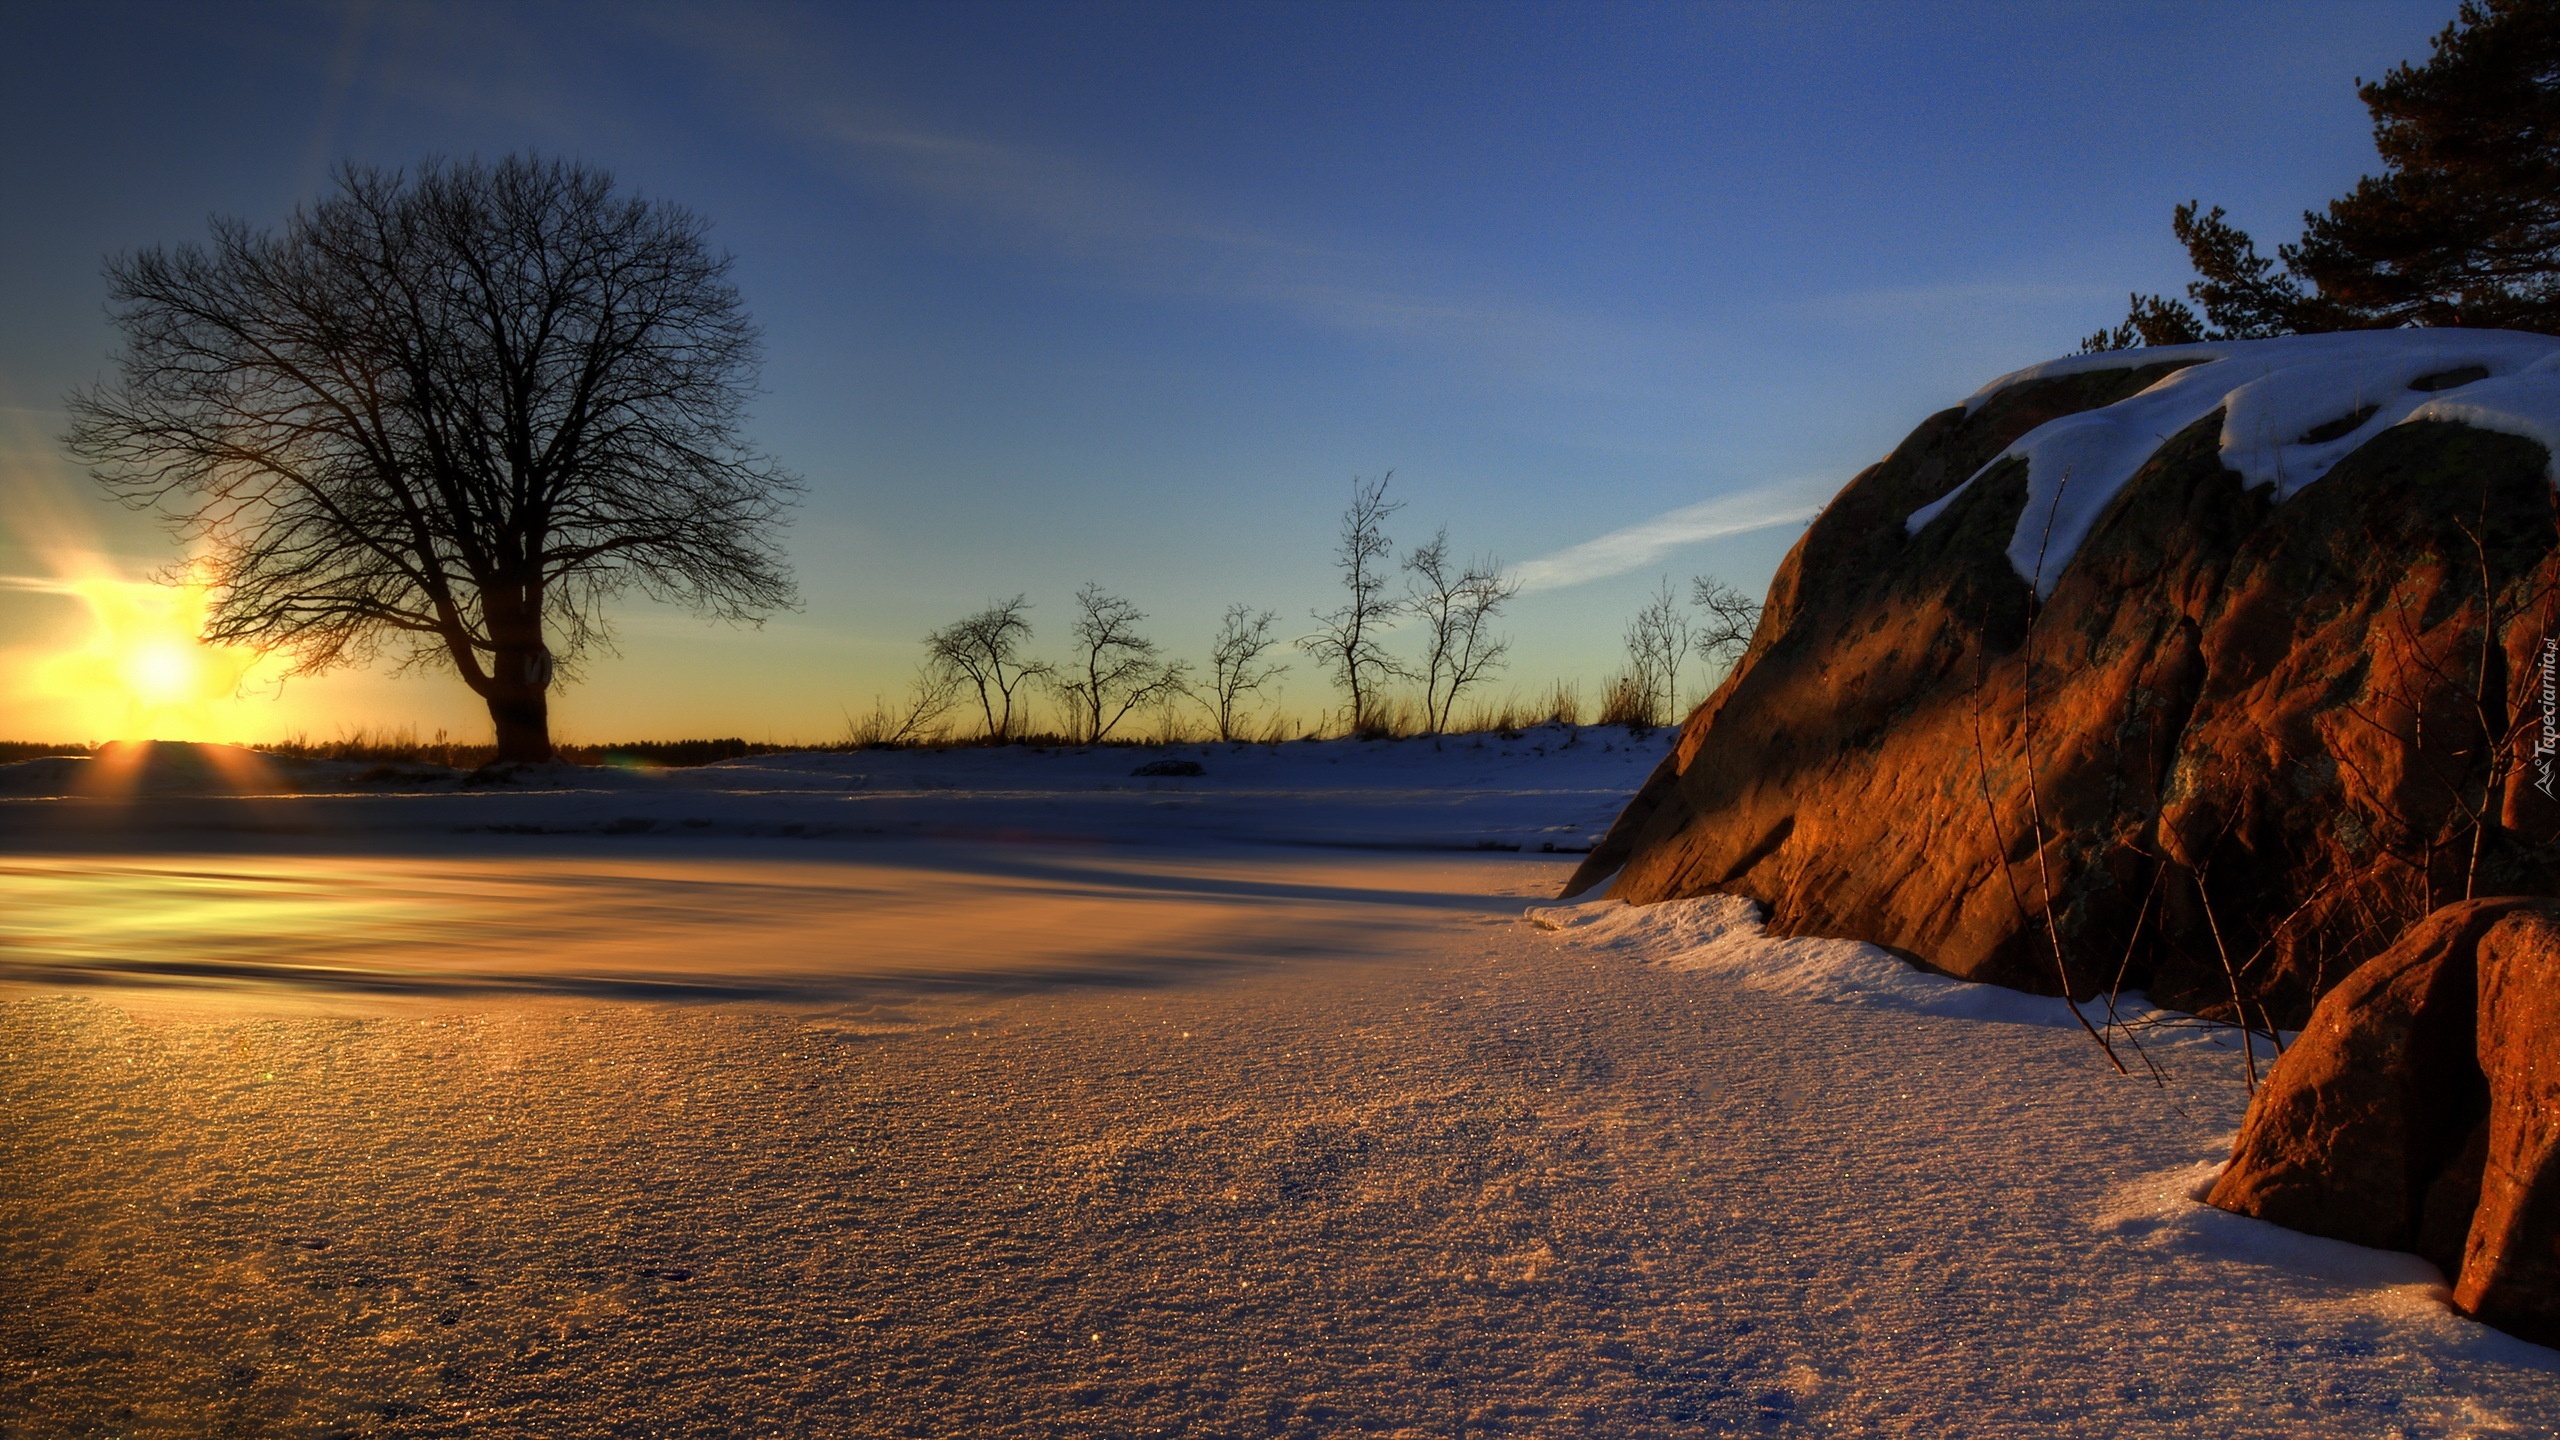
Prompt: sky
<box><xmin>0</xmin><ymin>0</ymin><xmax>2461</xmax><ymax>744</ymax></box>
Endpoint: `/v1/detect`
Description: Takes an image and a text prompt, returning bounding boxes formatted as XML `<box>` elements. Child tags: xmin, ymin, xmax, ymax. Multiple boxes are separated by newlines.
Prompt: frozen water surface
<box><xmin>2</xmin><ymin>734</ymin><xmax>2553</xmax><ymax>1436</ymax></box>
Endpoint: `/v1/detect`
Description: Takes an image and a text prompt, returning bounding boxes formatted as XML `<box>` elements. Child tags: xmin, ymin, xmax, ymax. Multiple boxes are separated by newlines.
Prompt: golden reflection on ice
<box><xmin>0</xmin><ymin>848</ymin><xmax>1531</xmax><ymax>1005</ymax></box>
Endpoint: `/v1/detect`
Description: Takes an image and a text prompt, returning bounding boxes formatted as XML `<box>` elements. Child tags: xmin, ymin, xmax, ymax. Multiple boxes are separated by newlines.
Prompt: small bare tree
<box><xmin>1053</xmin><ymin>584</ymin><xmax>1190</xmax><ymax>744</ymax></box>
<box><xmin>1405</xmin><ymin>530</ymin><xmax>1519</xmax><ymax>732</ymax></box>
<box><xmin>1624</xmin><ymin>578</ymin><xmax>1690</xmax><ymax>721</ymax></box>
<box><xmin>63</xmin><ymin>156</ymin><xmax>798</xmax><ymax>763</ymax></box>
<box><xmin>1301</xmin><ymin>472</ymin><xmax>1409</xmax><ymax>733</ymax></box>
<box><xmin>1202</xmin><ymin>604</ymin><xmax>1288</xmax><ymax>742</ymax></box>
<box><xmin>846</xmin><ymin>664</ymin><xmax>963</xmax><ymax>747</ymax></box>
<box><xmin>926</xmin><ymin>596</ymin><xmax>1050</xmax><ymax>741</ymax></box>
<box><xmin>1691</xmin><ymin>574</ymin><xmax>1762</xmax><ymax>684</ymax></box>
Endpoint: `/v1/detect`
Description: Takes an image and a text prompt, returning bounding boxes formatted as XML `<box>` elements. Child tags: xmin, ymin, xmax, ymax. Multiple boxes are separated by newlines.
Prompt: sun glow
<box><xmin>15</xmin><ymin>564</ymin><xmax>265</xmax><ymax>742</ymax></box>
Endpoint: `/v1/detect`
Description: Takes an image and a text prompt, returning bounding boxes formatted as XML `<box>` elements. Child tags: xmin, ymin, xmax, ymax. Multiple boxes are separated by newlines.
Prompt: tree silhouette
<box><xmin>1404</xmin><ymin>531</ymin><xmax>1517</xmax><ymax>733</ymax></box>
<box><xmin>927</xmin><ymin>596</ymin><xmax>1050</xmax><ymax>741</ymax></box>
<box><xmin>1052</xmin><ymin>584</ymin><xmax>1188</xmax><ymax>743</ymax></box>
<box><xmin>1623</xmin><ymin>579</ymin><xmax>1689</xmax><ymax>723</ymax></box>
<box><xmin>65</xmin><ymin>156</ymin><xmax>797</xmax><ymax>762</ymax></box>
<box><xmin>1690</xmin><ymin>573</ymin><xmax>1763</xmax><ymax>684</ymax></box>
<box><xmin>1202</xmin><ymin>604</ymin><xmax>1288</xmax><ymax>742</ymax></box>
<box><xmin>1301</xmin><ymin>473</ymin><xmax>1408</xmax><ymax>733</ymax></box>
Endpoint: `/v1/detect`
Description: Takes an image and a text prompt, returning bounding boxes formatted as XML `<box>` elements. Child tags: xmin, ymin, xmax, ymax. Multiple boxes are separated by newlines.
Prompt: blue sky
<box><xmin>0</xmin><ymin>0</ymin><xmax>2456</xmax><ymax>741</ymax></box>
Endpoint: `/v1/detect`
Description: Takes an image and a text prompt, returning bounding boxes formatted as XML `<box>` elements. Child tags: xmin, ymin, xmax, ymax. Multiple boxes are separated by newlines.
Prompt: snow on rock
<box><xmin>1909</xmin><ymin>330</ymin><xmax>2560</xmax><ymax>597</ymax></box>
<box><xmin>2406</xmin><ymin>355</ymin><xmax>2560</xmax><ymax>470</ymax></box>
<box><xmin>1527</xmin><ymin>890</ymin><xmax>2215</xmax><ymax>1038</ymax></box>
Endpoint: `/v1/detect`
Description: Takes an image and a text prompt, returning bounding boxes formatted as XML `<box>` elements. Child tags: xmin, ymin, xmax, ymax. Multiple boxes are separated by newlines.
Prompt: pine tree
<box><xmin>2083</xmin><ymin>0</ymin><xmax>2560</xmax><ymax>351</ymax></box>
<box><xmin>2294</xmin><ymin>0</ymin><xmax>2560</xmax><ymax>328</ymax></box>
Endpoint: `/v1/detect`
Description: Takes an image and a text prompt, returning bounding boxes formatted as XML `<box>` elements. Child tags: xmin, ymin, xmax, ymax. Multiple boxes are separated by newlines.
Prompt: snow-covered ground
<box><xmin>3</xmin><ymin>730</ymin><xmax>2554</xmax><ymax>1436</ymax></box>
<box><xmin>0</xmin><ymin>725</ymin><xmax>1665</xmax><ymax>857</ymax></box>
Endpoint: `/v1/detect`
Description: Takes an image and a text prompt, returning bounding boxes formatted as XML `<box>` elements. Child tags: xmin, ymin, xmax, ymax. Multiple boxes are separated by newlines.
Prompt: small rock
<box><xmin>2205</xmin><ymin>898</ymin><xmax>2518</xmax><ymax>1250</ymax></box>
<box><xmin>2208</xmin><ymin>896</ymin><xmax>2560</xmax><ymax>1347</ymax></box>
<box><xmin>2454</xmin><ymin>906</ymin><xmax>2560</xmax><ymax>1345</ymax></box>
<box><xmin>1131</xmin><ymin>759</ymin><xmax>1205</xmax><ymax>777</ymax></box>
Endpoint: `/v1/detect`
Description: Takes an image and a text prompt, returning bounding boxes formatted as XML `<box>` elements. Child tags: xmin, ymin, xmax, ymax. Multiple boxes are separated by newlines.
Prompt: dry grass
<box><xmin>1594</xmin><ymin>673</ymin><xmax>1660</xmax><ymax>729</ymax></box>
<box><xmin>259</xmin><ymin>730</ymin><xmax>813</xmax><ymax>771</ymax></box>
<box><xmin>1449</xmin><ymin>681</ymin><xmax>1584</xmax><ymax>738</ymax></box>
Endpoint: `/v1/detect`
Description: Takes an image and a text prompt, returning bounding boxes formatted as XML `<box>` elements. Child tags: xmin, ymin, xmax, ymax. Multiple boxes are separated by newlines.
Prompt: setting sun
<box><xmin>122</xmin><ymin>639</ymin><xmax>200</xmax><ymax>703</ymax></box>
<box><xmin>18</xmin><ymin>565</ymin><xmax>262</xmax><ymax>741</ymax></box>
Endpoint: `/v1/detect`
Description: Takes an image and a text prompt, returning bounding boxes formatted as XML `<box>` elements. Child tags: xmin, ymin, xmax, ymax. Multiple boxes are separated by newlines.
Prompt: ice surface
<box><xmin>1909</xmin><ymin>331</ymin><xmax>2560</xmax><ymax>596</ymax></box>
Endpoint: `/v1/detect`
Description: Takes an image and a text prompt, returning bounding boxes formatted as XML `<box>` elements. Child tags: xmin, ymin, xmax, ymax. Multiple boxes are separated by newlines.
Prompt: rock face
<box><xmin>1569</xmin><ymin>335</ymin><xmax>2560</xmax><ymax>1027</ymax></box>
<box><xmin>2208</xmin><ymin>898</ymin><xmax>2560</xmax><ymax>1346</ymax></box>
<box><xmin>2458</xmin><ymin>904</ymin><xmax>2560</xmax><ymax>1343</ymax></box>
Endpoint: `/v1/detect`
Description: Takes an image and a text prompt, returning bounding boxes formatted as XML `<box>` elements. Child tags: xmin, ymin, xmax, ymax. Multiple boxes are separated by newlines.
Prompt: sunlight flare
<box><xmin>11</xmin><ymin>562</ymin><xmax>264</xmax><ymax>742</ymax></box>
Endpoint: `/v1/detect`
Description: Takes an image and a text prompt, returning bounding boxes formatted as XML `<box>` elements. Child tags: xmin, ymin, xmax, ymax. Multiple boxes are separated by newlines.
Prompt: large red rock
<box><xmin>1569</xmin><ymin>361</ymin><xmax>2560</xmax><ymax>1027</ymax></box>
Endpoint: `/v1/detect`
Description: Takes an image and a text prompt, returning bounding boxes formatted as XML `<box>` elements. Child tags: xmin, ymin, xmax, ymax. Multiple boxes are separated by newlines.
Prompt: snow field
<box><xmin>2</xmin><ymin>736</ymin><xmax>2554</xmax><ymax>1435</ymax></box>
<box><xmin>1529</xmin><ymin>887</ymin><xmax>2560</xmax><ymax>1437</ymax></box>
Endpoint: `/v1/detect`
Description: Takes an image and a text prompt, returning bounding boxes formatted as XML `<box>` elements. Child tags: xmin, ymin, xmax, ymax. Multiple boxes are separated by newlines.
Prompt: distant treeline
<box><xmin>262</xmin><ymin>734</ymin><xmax>804</xmax><ymax>770</ymax></box>
<box><xmin>0</xmin><ymin>705</ymin><xmax>1653</xmax><ymax>772</ymax></box>
<box><xmin>0</xmin><ymin>743</ymin><xmax>91</xmax><ymax>765</ymax></box>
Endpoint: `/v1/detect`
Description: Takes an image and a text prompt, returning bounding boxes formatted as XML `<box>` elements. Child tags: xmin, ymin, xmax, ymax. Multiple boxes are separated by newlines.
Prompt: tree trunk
<box><xmin>484</xmin><ymin>639</ymin><xmax>555</xmax><ymax>763</ymax></box>
<box><xmin>486</xmin><ymin>684</ymin><xmax>552</xmax><ymax>763</ymax></box>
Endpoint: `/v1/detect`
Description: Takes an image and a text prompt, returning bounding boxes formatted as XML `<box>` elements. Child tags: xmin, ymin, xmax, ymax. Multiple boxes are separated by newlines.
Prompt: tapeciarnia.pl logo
<box><xmin>2536</xmin><ymin>636</ymin><xmax>2558</xmax><ymax>802</ymax></box>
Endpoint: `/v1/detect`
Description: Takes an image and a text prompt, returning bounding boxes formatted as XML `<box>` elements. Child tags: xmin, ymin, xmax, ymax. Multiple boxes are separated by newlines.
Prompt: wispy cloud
<box><xmin>1513</xmin><ymin>479</ymin><xmax>1828</xmax><ymax>592</ymax></box>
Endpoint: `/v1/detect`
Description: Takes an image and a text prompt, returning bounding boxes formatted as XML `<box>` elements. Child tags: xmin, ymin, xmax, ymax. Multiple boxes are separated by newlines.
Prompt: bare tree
<box><xmin>63</xmin><ymin>157</ymin><xmax>797</xmax><ymax>763</ymax></box>
<box><xmin>927</xmin><ymin>596</ymin><xmax>1050</xmax><ymax>741</ymax></box>
<box><xmin>1625</xmin><ymin>578</ymin><xmax>1690</xmax><ymax>721</ymax></box>
<box><xmin>1405</xmin><ymin>530</ymin><xmax>1519</xmax><ymax>732</ymax></box>
<box><xmin>1202</xmin><ymin>604</ymin><xmax>1288</xmax><ymax>742</ymax></box>
<box><xmin>1053</xmin><ymin>584</ymin><xmax>1190</xmax><ymax>744</ymax></box>
<box><xmin>1301</xmin><ymin>472</ymin><xmax>1408</xmax><ymax>732</ymax></box>
<box><xmin>1691</xmin><ymin>574</ymin><xmax>1763</xmax><ymax>687</ymax></box>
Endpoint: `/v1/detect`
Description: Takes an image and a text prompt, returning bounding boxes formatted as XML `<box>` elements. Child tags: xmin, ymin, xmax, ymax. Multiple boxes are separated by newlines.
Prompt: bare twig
<box><xmin>2021</xmin><ymin>467</ymin><xmax>2127</xmax><ymax>1074</ymax></box>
